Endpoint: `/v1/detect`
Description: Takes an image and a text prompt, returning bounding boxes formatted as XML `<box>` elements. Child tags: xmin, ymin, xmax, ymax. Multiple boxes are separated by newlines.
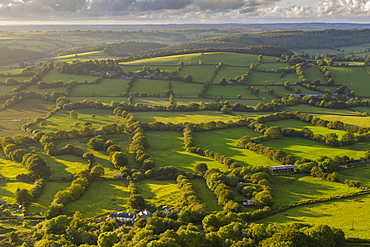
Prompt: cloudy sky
<box><xmin>0</xmin><ymin>0</ymin><xmax>369</xmax><ymax>24</ymax></box>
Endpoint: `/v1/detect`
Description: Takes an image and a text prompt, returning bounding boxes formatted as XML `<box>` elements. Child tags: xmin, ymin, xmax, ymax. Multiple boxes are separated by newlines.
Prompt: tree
<box><xmin>109</xmin><ymin>151</ymin><xmax>128</xmax><ymax>168</ymax></box>
<box><xmin>97</xmin><ymin>231</ymin><xmax>118</xmax><ymax>247</ymax></box>
<box><xmin>90</xmin><ymin>165</ymin><xmax>105</xmax><ymax>178</ymax></box>
<box><xmin>128</xmin><ymin>193</ymin><xmax>146</xmax><ymax>210</ymax></box>
<box><xmin>87</xmin><ymin>137</ymin><xmax>105</xmax><ymax>151</ymax></box>
<box><xmin>194</xmin><ymin>163</ymin><xmax>208</xmax><ymax>176</ymax></box>
<box><xmin>82</xmin><ymin>152</ymin><xmax>95</xmax><ymax>166</ymax></box>
<box><xmin>70</xmin><ymin>110</ymin><xmax>78</xmax><ymax>119</ymax></box>
<box><xmin>15</xmin><ymin>188</ymin><xmax>33</xmax><ymax>206</ymax></box>
<box><xmin>183</xmin><ymin>75</ymin><xmax>193</xmax><ymax>83</ymax></box>
<box><xmin>264</xmin><ymin>127</ymin><xmax>283</xmax><ymax>139</ymax></box>
<box><xmin>40</xmin><ymin>120</ymin><xmax>47</xmax><ymax>128</ymax></box>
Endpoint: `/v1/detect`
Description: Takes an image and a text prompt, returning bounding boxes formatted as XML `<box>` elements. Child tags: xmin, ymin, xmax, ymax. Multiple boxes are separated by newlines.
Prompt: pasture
<box><xmin>65</xmin><ymin>180</ymin><xmax>131</xmax><ymax>218</ymax></box>
<box><xmin>41</xmin><ymin>68</ymin><xmax>97</xmax><ymax>83</ymax></box>
<box><xmin>328</xmin><ymin>67</ymin><xmax>370</xmax><ymax>97</ymax></box>
<box><xmin>256</xmin><ymin>62</ymin><xmax>289</xmax><ymax>71</ymax></box>
<box><xmin>132</xmin><ymin>110</ymin><xmax>268</xmax><ymax>124</ymax></box>
<box><xmin>146</xmin><ymin>131</ymin><xmax>227</xmax><ymax>172</ymax></box>
<box><xmin>304</xmin><ymin>67</ymin><xmax>328</xmax><ymax>83</ymax></box>
<box><xmin>120</xmin><ymin>53</ymin><xmax>201</xmax><ymax>66</ymax></box>
<box><xmin>263</xmin><ymin>137</ymin><xmax>370</xmax><ymax>160</ymax></box>
<box><xmin>212</xmin><ymin>66</ymin><xmax>249</xmax><ymax>84</ymax></box>
<box><xmin>0</xmin><ymin>181</ymin><xmax>34</xmax><ymax>204</ymax></box>
<box><xmin>249</xmin><ymin>72</ymin><xmax>284</xmax><ymax>85</ymax></box>
<box><xmin>258</xmin><ymin>194</ymin><xmax>370</xmax><ymax>239</ymax></box>
<box><xmin>205</xmin><ymin>85</ymin><xmax>259</xmax><ymax>99</ymax></box>
<box><xmin>194</xmin><ymin>128</ymin><xmax>280</xmax><ymax>167</ymax></box>
<box><xmin>178</xmin><ymin>65</ymin><xmax>215</xmax><ymax>83</ymax></box>
<box><xmin>136</xmin><ymin>180</ymin><xmax>182</xmax><ymax>208</ymax></box>
<box><xmin>202</xmin><ymin>52</ymin><xmax>259</xmax><ymax>66</ymax></box>
<box><xmin>32</xmin><ymin>108</ymin><xmax>122</xmax><ymax>132</ymax></box>
<box><xmin>191</xmin><ymin>178</ymin><xmax>222</xmax><ymax>212</ymax></box>
<box><xmin>70</xmin><ymin>79</ymin><xmax>129</xmax><ymax>97</ymax></box>
<box><xmin>265</xmin><ymin>119</ymin><xmax>349</xmax><ymax>138</ymax></box>
<box><xmin>21</xmin><ymin>85</ymin><xmax>67</xmax><ymax>94</ymax></box>
<box><xmin>271</xmin><ymin>175</ymin><xmax>362</xmax><ymax>208</ymax></box>
<box><xmin>0</xmin><ymin>98</ymin><xmax>55</xmax><ymax>137</ymax></box>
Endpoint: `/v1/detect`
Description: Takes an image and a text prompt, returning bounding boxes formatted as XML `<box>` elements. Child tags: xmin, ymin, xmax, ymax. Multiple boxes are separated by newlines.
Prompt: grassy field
<box><xmin>0</xmin><ymin>98</ymin><xmax>55</xmax><ymax>137</ymax></box>
<box><xmin>194</xmin><ymin>128</ymin><xmax>280</xmax><ymax>167</ymax></box>
<box><xmin>32</xmin><ymin>108</ymin><xmax>122</xmax><ymax>132</ymax></box>
<box><xmin>65</xmin><ymin>180</ymin><xmax>131</xmax><ymax>218</ymax></box>
<box><xmin>146</xmin><ymin>131</ymin><xmax>227</xmax><ymax>172</ymax></box>
<box><xmin>191</xmin><ymin>178</ymin><xmax>222</xmax><ymax>212</ymax></box>
<box><xmin>202</xmin><ymin>52</ymin><xmax>259</xmax><ymax>66</ymax></box>
<box><xmin>328</xmin><ymin>67</ymin><xmax>370</xmax><ymax>96</ymax></box>
<box><xmin>285</xmin><ymin>104</ymin><xmax>360</xmax><ymax>116</ymax></box>
<box><xmin>339</xmin><ymin>166</ymin><xmax>370</xmax><ymax>187</ymax></box>
<box><xmin>249</xmin><ymin>72</ymin><xmax>284</xmax><ymax>85</ymax></box>
<box><xmin>258</xmin><ymin>194</ymin><xmax>370</xmax><ymax>239</ymax></box>
<box><xmin>263</xmin><ymin>137</ymin><xmax>370</xmax><ymax>160</ymax></box>
<box><xmin>213</xmin><ymin>66</ymin><xmax>249</xmax><ymax>84</ymax></box>
<box><xmin>178</xmin><ymin>65</ymin><xmax>215</xmax><ymax>83</ymax></box>
<box><xmin>171</xmin><ymin>81</ymin><xmax>204</xmax><ymax>97</ymax></box>
<box><xmin>273</xmin><ymin>73</ymin><xmax>299</xmax><ymax>85</ymax></box>
<box><xmin>304</xmin><ymin>67</ymin><xmax>327</xmax><ymax>83</ymax></box>
<box><xmin>256</xmin><ymin>62</ymin><xmax>289</xmax><ymax>71</ymax></box>
<box><xmin>0</xmin><ymin>85</ymin><xmax>17</xmax><ymax>95</ymax></box>
<box><xmin>70</xmin><ymin>79</ymin><xmax>129</xmax><ymax>97</ymax></box>
<box><xmin>136</xmin><ymin>179</ymin><xmax>182</xmax><ymax>208</ymax></box>
<box><xmin>0</xmin><ymin>181</ymin><xmax>34</xmax><ymax>204</ymax></box>
<box><xmin>28</xmin><ymin>182</ymin><xmax>70</xmax><ymax>215</ymax></box>
<box><xmin>271</xmin><ymin>175</ymin><xmax>362</xmax><ymax>208</ymax></box>
<box><xmin>205</xmin><ymin>85</ymin><xmax>259</xmax><ymax>99</ymax></box>
<box><xmin>265</xmin><ymin>119</ymin><xmax>349</xmax><ymax>138</ymax></box>
<box><xmin>121</xmin><ymin>53</ymin><xmax>201</xmax><ymax>66</ymax></box>
<box><xmin>132</xmin><ymin>111</ymin><xmax>268</xmax><ymax>124</ymax></box>
<box><xmin>0</xmin><ymin>152</ymin><xmax>29</xmax><ymax>179</ymax></box>
<box><xmin>131</xmin><ymin>79</ymin><xmax>169</xmax><ymax>96</ymax></box>
<box><xmin>42</xmin><ymin>68</ymin><xmax>97</xmax><ymax>83</ymax></box>
<box><xmin>22</xmin><ymin>85</ymin><xmax>67</xmax><ymax>94</ymax></box>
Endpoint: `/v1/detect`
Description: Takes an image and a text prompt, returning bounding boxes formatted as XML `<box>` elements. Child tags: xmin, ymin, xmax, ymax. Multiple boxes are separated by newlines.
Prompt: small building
<box><xmin>270</xmin><ymin>165</ymin><xmax>296</xmax><ymax>173</ymax></box>
<box><xmin>243</xmin><ymin>200</ymin><xmax>256</xmax><ymax>206</ymax></box>
<box><xmin>0</xmin><ymin>201</ymin><xmax>6</xmax><ymax>206</ymax></box>
<box><xmin>157</xmin><ymin>205</ymin><xmax>170</xmax><ymax>213</ymax></box>
<box><xmin>110</xmin><ymin>212</ymin><xmax>136</xmax><ymax>223</ymax></box>
<box><xmin>290</xmin><ymin>94</ymin><xmax>323</xmax><ymax>98</ymax></box>
<box><xmin>114</xmin><ymin>174</ymin><xmax>124</xmax><ymax>179</ymax></box>
<box><xmin>138</xmin><ymin>209</ymin><xmax>152</xmax><ymax>219</ymax></box>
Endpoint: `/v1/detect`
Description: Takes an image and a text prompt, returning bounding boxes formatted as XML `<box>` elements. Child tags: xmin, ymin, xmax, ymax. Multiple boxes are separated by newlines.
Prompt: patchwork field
<box><xmin>70</xmin><ymin>79</ymin><xmax>129</xmax><ymax>97</ymax></box>
<box><xmin>178</xmin><ymin>65</ymin><xmax>215</xmax><ymax>83</ymax></box>
<box><xmin>41</xmin><ymin>68</ymin><xmax>97</xmax><ymax>83</ymax></box>
<box><xmin>212</xmin><ymin>66</ymin><xmax>249</xmax><ymax>84</ymax></box>
<box><xmin>205</xmin><ymin>85</ymin><xmax>259</xmax><ymax>99</ymax></box>
<box><xmin>328</xmin><ymin>67</ymin><xmax>370</xmax><ymax>96</ymax></box>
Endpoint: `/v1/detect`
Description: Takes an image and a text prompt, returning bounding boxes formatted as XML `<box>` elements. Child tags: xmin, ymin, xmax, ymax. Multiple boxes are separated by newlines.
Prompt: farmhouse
<box><xmin>113</xmin><ymin>174</ymin><xmax>124</xmax><ymax>179</ymax></box>
<box><xmin>290</xmin><ymin>94</ymin><xmax>323</xmax><ymax>98</ymax></box>
<box><xmin>109</xmin><ymin>212</ymin><xmax>136</xmax><ymax>222</ymax></box>
<box><xmin>243</xmin><ymin>200</ymin><xmax>256</xmax><ymax>206</ymax></box>
<box><xmin>270</xmin><ymin>165</ymin><xmax>296</xmax><ymax>172</ymax></box>
<box><xmin>138</xmin><ymin>209</ymin><xmax>153</xmax><ymax>219</ymax></box>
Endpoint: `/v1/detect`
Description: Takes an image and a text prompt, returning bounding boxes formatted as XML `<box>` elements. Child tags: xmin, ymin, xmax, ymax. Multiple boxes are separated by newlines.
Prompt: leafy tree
<box><xmin>194</xmin><ymin>163</ymin><xmax>208</xmax><ymax>176</ymax></box>
<box><xmin>97</xmin><ymin>231</ymin><xmax>118</xmax><ymax>247</ymax></box>
<box><xmin>90</xmin><ymin>165</ymin><xmax>105</xmax><ymax>178</ymax></box>
<box><xmin>109</xmin><ymin>151</ymin><xmax>128</xmax><ymax>168</ymax></box>
<box><xmin>70</xmin><ymin>110</ymin><xmax>78</xmax><ymax>119</ymax></box>
<box><xmin>82</xmin><ymin>152</ymin><xmax>94</xmax><ymax>165</ymax></box>
<box><xmin>128</xmin><ymin>193</ymin><xmax>146</xmax><ymax>210</ymax></box>
<box><xmin>16</xmin><ymin>188</ymin><xmax>33</xmax><ymax>205</ymax></box>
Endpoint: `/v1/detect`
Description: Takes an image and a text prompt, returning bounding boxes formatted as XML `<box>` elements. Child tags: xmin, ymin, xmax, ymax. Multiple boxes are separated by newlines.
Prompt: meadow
<box><xmin>194</xmin><ymin>128</ymin><xmax>280</xmax><ymax>167</ymax></box>
<box><xmin>201</xmin><ymin>52</ymin><xmax>260</xmax><ymax>66</ymax></box>
<box><xmin>0</xmin><ymin>98</ymin><xmax>55</xmax><ymax>137</ymax></box>
<box><xmin>41</xmin><ymin>68</ymin><xmax>97</xmax><ymax>83</ymax></box>
<box><xmin>191</xmin><ymin>178</ymin><xmax>222</xmax><ymax>212</ymax></box>
<box><xmin>255</xmin><ymin>62</ymin><xmax>289</xmax><ymax>71</ymax></box>
<box><xmin>304</xmin><ymin>67</ymin><xmax>327</xmax><ymax>83</ymax></box>
<box><xmin>328</xmin><ymin>67</ymin><xmax>370</xmax><ymax>96</ymax></box>
<box><xmin>178</xmin><ymin>65</ymin><xmax>215</xmax><ymax>83</ymax></box>
<box><xmin>146</xmin><ymin>131</ymin><xmax>228</xmax><ymax>172</ymax></box>
<box><xmin>70</xmin><ymin>79</ymin><xmax>129</xmax><ymax>97</ymax></box>
<box><xmin>258</xmin><ymin>194</ymin><xmax>370</xmax><ymax>239</ymax></box>
<box><xmin>249</xmin><ymin>72</ymin><xmax>285</xmax><ymax>85</ymax></box>
<box><xmin>205</xmin><ymin>85</ymin><xmax>259</xmax><ymax>99</ymax></box>
<box><xmin>121</xmin><ymin>53</ymin><xmax>201</xmax><ymax>66</ymax></box>
<box><xmin>212</xmin><ymin>66</ymin><xmax>249</xmax><ymax>84</ymax></box>
<box><xmin>264</xmin><ymin>137</ymin><xmax>370</xmax><ymax>160</ymax></box>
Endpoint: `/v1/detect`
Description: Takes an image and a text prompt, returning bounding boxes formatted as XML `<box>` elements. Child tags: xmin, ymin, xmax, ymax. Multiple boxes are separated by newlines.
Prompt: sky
<box><xmin>0</xmin><ymin>0</ymin><xmax>369</xmax><ymax>24</ymax></box>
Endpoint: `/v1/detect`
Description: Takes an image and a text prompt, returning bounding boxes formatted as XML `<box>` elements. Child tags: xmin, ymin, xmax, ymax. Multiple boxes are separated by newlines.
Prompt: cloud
<box><xmin>0</xmin><ymin>0</ymin><xmax>369</xmax><ymax>22</ymax></box>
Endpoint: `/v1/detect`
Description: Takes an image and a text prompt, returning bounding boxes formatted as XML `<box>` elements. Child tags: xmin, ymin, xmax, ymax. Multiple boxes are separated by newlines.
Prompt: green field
<box><xmin>194</xmin><ymin>128</ymin><xmax>280</xmax><ymax>167</ymax></box>
<box><xmin>249</xmin><ymin>72</ymin><xmax>284</xmax><ymax>84</ymax></box>
<box><xmin>0</xmin><ymin>181</ymin><xmax>34</xmax><ymax>204</ymax></box>
<box><xmin>264</xmin><ymin>137</ymin><xmax>370</xmax><ymax>160</ymax></box>
<box><xmin>205</xmin><ymin>85</ymin><xmax>259</xmax><ymax>99</ymax></box>
<box><xmin>146</xmin><ymin>131</ymin><xmax>227</xmax><ymax>172</ymax></box>
<box><xmin>0</xmin><ymin>98</ymin><xmax>55</xmax><ymax>137</ymax></box>
<box><xmin>42</xmin><ymin>68</ymin><xmax>97</xmax><ymax>83</ymax></box>
<box><xmin>121</xmin><ymin>53</ymin><xmax>201</xmax><ymax>66</ymax></box>
<box><xmin>304</xmin><ymin>67</ymin><xmax>327</xmax><ymax>83</ymax></box>
<box><xmin>213</xmin><ymin>66</ymin><xmax>249</xmax><ymax>84</ymax></box>
<box><xmin>70</xmin><ymin>79</ymin><xmax>129</xmax><ymax>97</ymax></box>
<box><xmin>256</xmin><ymin>62</ymin><xmax>289</xmax><ymax>71</ymax></box>
<box><xmin>32</xmin><ymin>108</ymin><xmax>123</xmax><ymax>132</ymax></box>
<box><xmin>131</xmin><ymin>79</ymin><xmax>168</xmax><ymax>96</ymax></box>
<box><xmin>178</xmin><ymin>65</ymin><xmax>215</xmax><ymax>83</ymax></box>
<box><xmin>273</xmin><ymin>73</ymin><xmax>299</xmax><ymax>85</ymax></box>
<box><xmin>22</xmin><ymin>85</ymin><xmax>67</xmax><ymax>94</ymax></box>
<box><xmin>202</xmin><ymin>52</ymin><xmax>259</xmax><ymax>66</ymax></box>
<box><xmin>258</xmin><ymin>194</ymin><xmax>370</xmax><ymax>239</ymax></box>
<box><xmin>171</xmin><ymin>81</ymin><xmax>204</xmax><ymax>97</ymax></box>
<box><xmin>272</xmin><ymin>175</ymin><xmax>362</xmax><ymax>208</ymax></box>
<box><xmin>28</xmin><ymin>182</ymin><xmax>70</xmax><ymax>215</ymax></box>
<box><xmin>265</xmin><ymin>119</ymin><xmax>349</xmax><ymax>138</ymax></box>
<box><xmin>191</xmin><ymin>178</ymin><xmax>222</xmax><ymax>212</ymax></box>
<box><xmin>136</xmin><ymin>179</ymin><xmax>182</xmax><ymax>208</ymax></box>
<box><xmin>328</xmin><ymin>67</ymin><xmax>370</xmax><ymax>96</ymax></box>
<box><xmin>0</xmin><ymin>85</ymin><xmax>17</xmax><ymax>95</ymax></box>
<box><xmin>132</xmin><ymin>110</ymin><xmax>267</xmax><ymax>124</ymax></box>
<box><xmin>339</xmin><ymin>166</ymin><xmax>370</xmax><ymax>187</ymax></box>
<box><xmin>65</xmin><ymin>180</ymin><xmax>131</xmax><ymax>218</ymax></box>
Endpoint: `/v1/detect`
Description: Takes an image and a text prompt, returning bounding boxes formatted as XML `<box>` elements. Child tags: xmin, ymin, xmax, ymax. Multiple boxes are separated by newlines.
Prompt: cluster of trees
<box><xmin>15</xmin><ymin>178</ymin><xmax>45</xmax><ymax>207</ymax></box>
<box><xmin>128</xmin><ymin>181</ymin><xmax>147</xmax><ymax>210</ymax></box>
<box><xmin>176</xmin><ymin>175</ymin><xmax>208</xmax><ymax>222</ymax></box>
<box><xmin>58</xmin><ymin>60</ymin><xmax>122</xmax><ymax>76</ymax></box>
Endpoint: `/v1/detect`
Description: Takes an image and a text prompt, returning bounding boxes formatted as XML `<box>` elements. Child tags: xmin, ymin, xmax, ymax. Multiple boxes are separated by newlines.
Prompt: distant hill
<box><xmin>159</xmin><ymin>29</ymin><xmax>370</xmax><ymax>51</ymax></box>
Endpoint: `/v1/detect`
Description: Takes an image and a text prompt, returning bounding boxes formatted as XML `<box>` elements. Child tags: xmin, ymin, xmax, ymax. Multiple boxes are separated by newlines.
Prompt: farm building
<box><xmin>113</xmin><ymin>174</ymin><xmax>124</xmax><ymax>179</ymax></box>
<box><xmin>0</xmin><ymin>201</ymin><xmax>6</xmax><ymax>206</ymax></box>
<box><xmin>138</xmin><ymin>209</ymin><xmax>153</xmax><ymax>219</ymax></box>
<box><xmin>243</xmin><ymin>200</ymin><xmax>256</xmax><ymax>206</ymax></box>
<box><xmin>109</xmin><ymin>212</ymin><xmax>136</xmax><ymax>222</ymax></box>
<box><xmin>290</xmin><ymin>94</ymin><xmax>322</xmax><ymax>98</ymax></box>
<box><xmin>270</xmin><ymin>165</ymin><xmax>296</xmax><ymax>172</ymax></box>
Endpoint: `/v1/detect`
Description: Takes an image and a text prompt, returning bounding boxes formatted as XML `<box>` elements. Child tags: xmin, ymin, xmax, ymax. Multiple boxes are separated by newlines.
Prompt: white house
<box><xmin>109</xmin><ymin>212</ymin><xmax>136</xmax><ymax>222</ymax></box>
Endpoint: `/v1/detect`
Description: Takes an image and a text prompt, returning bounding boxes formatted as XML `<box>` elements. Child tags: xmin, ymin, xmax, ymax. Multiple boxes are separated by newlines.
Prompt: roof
<box><xmin>0</xmin><ymin>201</ymin><xmax>6</xmax><ymax>205</ymax></box>
<box><xmin>110</xmin><ymin>212</ymin><xmax>135</xmax><ymax>219</ymax></box>
<box><xmin>270</xmin><ymin>165</ymin><xmax>296</xmax><ymax>170</ymax></box>
<box><xmin>138</xmin><ymin>209</ymin><xmax>152</xmax><ymax>218</ymax></box>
